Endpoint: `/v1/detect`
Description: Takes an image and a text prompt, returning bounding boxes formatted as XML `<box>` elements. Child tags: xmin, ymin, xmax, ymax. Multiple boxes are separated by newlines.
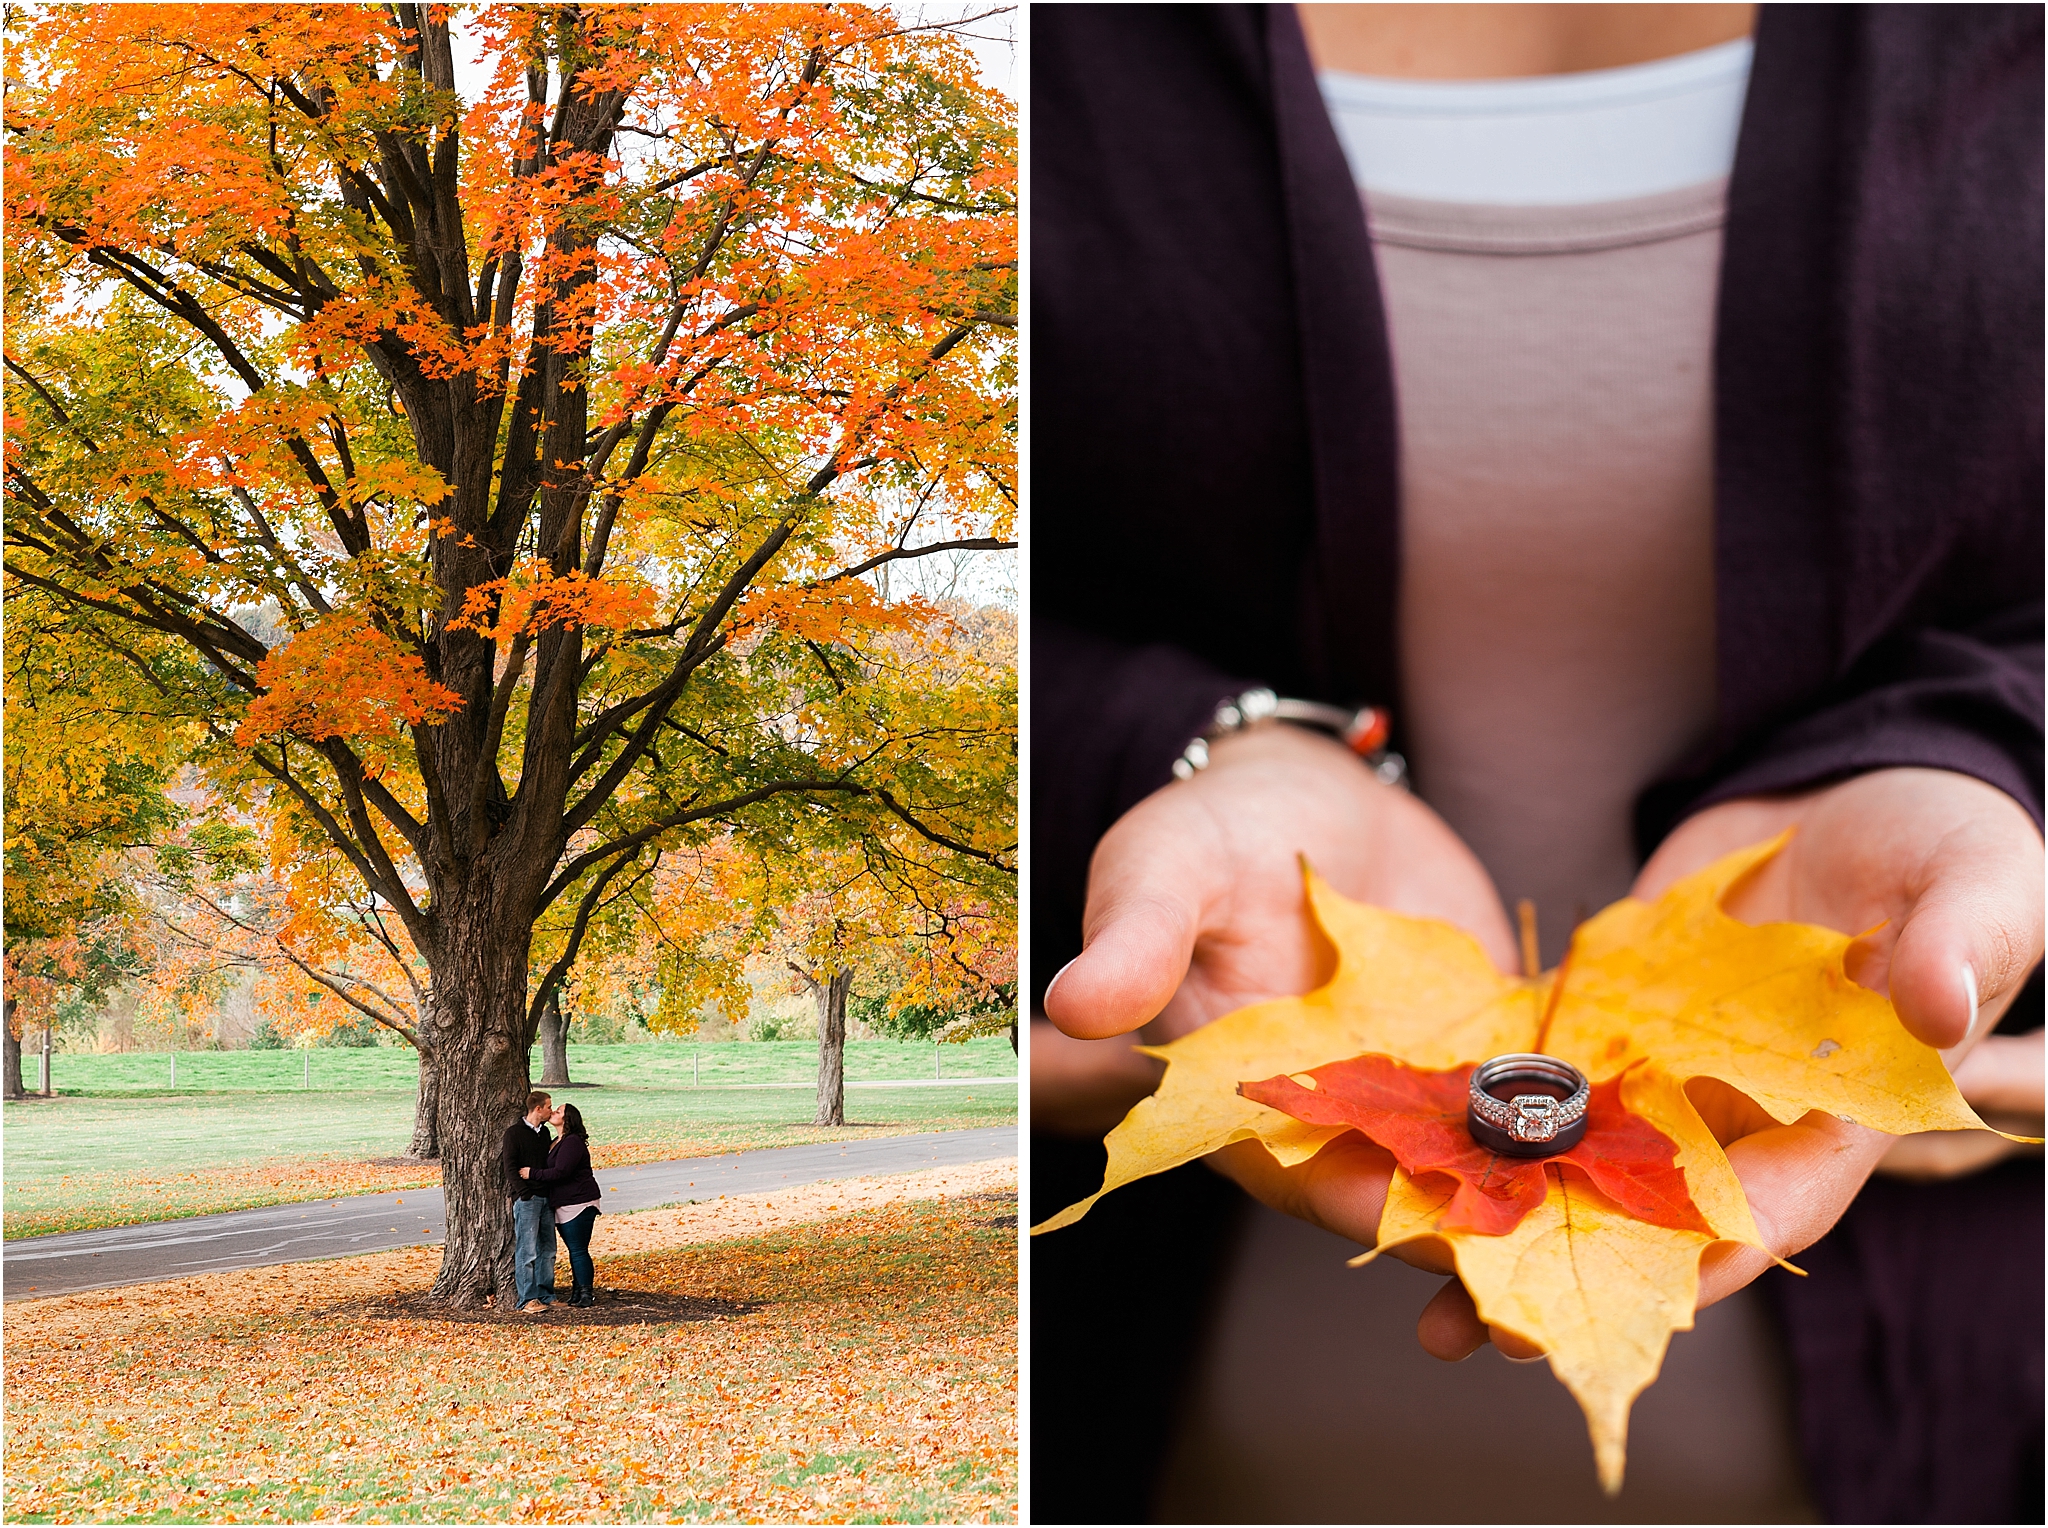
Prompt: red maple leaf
<box><xmin>1239</xmin><ymin>1054</ymin><xmax>1712</xmax><ymax>1237</ymax></box>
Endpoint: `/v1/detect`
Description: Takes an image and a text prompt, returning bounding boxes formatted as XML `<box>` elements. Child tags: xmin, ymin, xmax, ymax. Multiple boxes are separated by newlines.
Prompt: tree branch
<box><xmin>807</xmin><ymin>537</ymin><xmax>1016</xmax><ymax>589</ymax></box>
<box><xmin>556</xmin><ymin>515</ymin><xmax>795</xmax><ymax>831</ymax></box>
<box><xmin>869</xmin><ymin>785</ymin><xmax>1015</xmax><ymax>870</ymax></box>
<box><xmin>239</xmin><ymin>741</ymin><xmax>427</xmax><ymax>941</ymax></box>
<box><xmin>538</xmin><ymin>777</ymin><xmax>865</xmax><ymax>913</ymax></box>
<box><xmin>524</xmin><ymin>851</ymin><xmax>648</xmax><ymax>1041</ymax></box>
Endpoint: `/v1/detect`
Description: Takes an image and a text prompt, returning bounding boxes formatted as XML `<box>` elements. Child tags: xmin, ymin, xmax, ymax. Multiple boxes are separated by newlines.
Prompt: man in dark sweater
<box><xmin>502</xmin><ymin>1090</ymin><xmax>557</xmax><ymax>1314</ymax></box>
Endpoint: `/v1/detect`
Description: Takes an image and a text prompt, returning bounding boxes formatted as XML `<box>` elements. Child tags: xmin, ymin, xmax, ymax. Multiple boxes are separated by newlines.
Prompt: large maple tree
<box><xmin>3</xmin><ymin>2</ymin><xmax>1015</xmax><ymax>1302</ymax></box>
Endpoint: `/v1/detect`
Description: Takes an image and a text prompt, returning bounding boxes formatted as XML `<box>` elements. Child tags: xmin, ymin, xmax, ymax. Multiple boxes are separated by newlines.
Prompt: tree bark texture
<box><xmin>423</xmin><ymin>898</ymin><xmax>534</xmax><ymax>1307</ymax></box>
<box><xmin>536</xmin><ymin>988</ymin><xmax>572</xmax><ymax>1086</ymax></box>
<box><xmin>407</xmin><ymin>1033</ymin><xmax>440</xmax><ymax>1160</ymax></box>
<box><xmin>3</xmin><ymin>1000</ymin><xmax>22</xmax><ymax>1100</ymax></box>
<box><xmin>42</xmin><ymin>1024</ymin><xmax>53</xmax><ymax>1097</ymax></box>
<box><xmin>811</xmin><ymin>968</ymin><xmax>852</xmax><ymax>1126</ymax></box>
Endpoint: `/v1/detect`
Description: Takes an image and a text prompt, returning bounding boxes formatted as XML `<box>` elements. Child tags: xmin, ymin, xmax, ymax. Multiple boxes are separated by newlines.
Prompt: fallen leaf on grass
<box><xmin>6</xmin><ymin>1171</ymin><xmax>1019</xmax><ymax>1524</ymax></box>
<box><xmin>1034</xmin><ymin>833</ymin><xmax>2018</xmax><ymax>1492</ymax></box>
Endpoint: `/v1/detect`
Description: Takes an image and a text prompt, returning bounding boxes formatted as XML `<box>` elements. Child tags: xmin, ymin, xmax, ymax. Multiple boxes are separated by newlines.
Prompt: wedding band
<box><xmin>1467</xmin><ymin>1054</ymin><xmax>1590</xmax><ymax>1157</ymax></box>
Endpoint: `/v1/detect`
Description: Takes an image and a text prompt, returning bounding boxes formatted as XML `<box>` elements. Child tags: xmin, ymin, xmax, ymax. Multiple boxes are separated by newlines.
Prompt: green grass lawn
<box><xmin>4</xmin><ymin>1040</ymin><xmax>1017</xmax><ymax>1237</ymax></box>
<box><xmin>22</xmin><ymin>1036</ymin><xmax>1013</xmax><ymax>1097</ymax></box>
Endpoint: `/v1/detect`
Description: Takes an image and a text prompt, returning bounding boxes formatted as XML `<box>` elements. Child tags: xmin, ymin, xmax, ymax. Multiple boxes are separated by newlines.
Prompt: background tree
<box><xmin>608</xmin><ymin>594</ymin><xmax>1015</xmax><ymax>1122</ymax></box>
<box><xmin>3</xmin><ymin>3</ymin><xmax>1014</xmax><ymax>1303</ymax></box>
<box><xmin>2</xmin><ymin>589</ymin><xmax>190</xmax><ymax>1096</ymax></box>
<box><xmin>134</xmin><ymin>813</ymin><xmax>445</xmax><ymax>1155</ymax></box>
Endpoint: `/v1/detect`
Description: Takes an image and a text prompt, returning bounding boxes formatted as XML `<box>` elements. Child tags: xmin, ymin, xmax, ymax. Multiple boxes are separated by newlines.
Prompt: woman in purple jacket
<box><xmin>524</xmin><ymin>1103</ymin><xmax>604</xmax><ymax>1308</ymax></box>
<box><xmin>1030</xmin><ymin>5</ymin><xmax>2041</xmax><ymax>1522</ymax></box>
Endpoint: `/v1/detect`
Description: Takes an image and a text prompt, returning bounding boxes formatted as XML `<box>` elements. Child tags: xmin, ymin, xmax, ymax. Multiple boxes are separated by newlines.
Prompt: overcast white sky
<box><xmin>452</xmin><ymin>5</ymin><xmax>1014</xmax><ymax>105</ymax></box>
<box><xmin>908</xmin><ymin>3</ymin><xmax>1017</xmax><ymax>99</ymax></box>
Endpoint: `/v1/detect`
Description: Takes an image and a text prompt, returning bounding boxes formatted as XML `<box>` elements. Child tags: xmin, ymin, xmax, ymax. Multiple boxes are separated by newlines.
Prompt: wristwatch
<box><xmin>1170</xmin><ymin>687</ymin><xmax>1408</xmax><ymax>788</ymax></box>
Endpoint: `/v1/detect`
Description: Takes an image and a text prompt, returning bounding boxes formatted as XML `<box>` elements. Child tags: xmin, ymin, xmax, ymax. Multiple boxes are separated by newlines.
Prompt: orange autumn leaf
<box><xmin>237</xmin><ymin>612</ymin><xmax>462</xmax><ymax>747</ymax></box>
<box><xmin>1034</xmin><ymin>832</ymin><xmax>2023</xmax><ymax>1494</ymax></box>
<box><xmin>446</xmin><ymin>566</ymin><xmax>657</xmax><ymax>645</ymax></box>
<box><xmin>1240</xmin><ymin>1056</ymin><xmax>1712</xmax><ymax>1238</ymax></box>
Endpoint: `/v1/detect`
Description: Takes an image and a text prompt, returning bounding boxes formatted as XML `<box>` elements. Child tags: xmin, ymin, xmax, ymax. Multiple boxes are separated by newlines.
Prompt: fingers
<box><xmin>1210</xmin><ymin>1136</ymin><xmax>1554</xmax><ymax>1365</ymax></box>
<box><xmin>1886</xmin><ymin>860</ymin><xmax>2040</xmax><ymax>1049</ymax></box>
<box><xmin>1950</xmin><ymin>1030</ymin><xmax>2046</xmax><ymax>1116</ymax></box>
<box><xmin>1413</xmin><ymin>1279</ymin><xmax>1548</xmax><ymax>1363</ymax></box>
<box><xmin>1875</xmin><ymin>1127</ymin><xmax>2027</xmax><ymax>1182</ymax></box>
<box><xmin>1042</xmin><ymin>888</ymin><xmax>1201</xmax><ymax>1040</ymax></box>
<box><xmin>1208</xmin><ymin>1133</ymin><xmax>1397</xmax><ymax>1249</ymax></box>
<box><xmin>1645</xmin><ymin>770</ymin><xmax>2041</xmax><ymax>1051</ymax></box>
<box><xmin>1696</xmin><ymin>1110</ymin><xmax>1891</xmax><ymax>1310</ymax></box>
<box><xmin>1416</xmin><ymin>1279</ymin><xmax>1486</xmax><ymax>1360</ymax></box>
<box><xmin>1044</xmin><ymin>771</ymin><xmax>1240</xmax><ymax>1039</ymax></box>
<box><xmin>1831</xmin><ymin>772</ymin><xmax>2042</xmax><ymax>1050</ymax></box>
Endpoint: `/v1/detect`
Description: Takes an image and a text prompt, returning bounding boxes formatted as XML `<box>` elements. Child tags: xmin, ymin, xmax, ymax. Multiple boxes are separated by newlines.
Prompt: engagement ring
<box><xmin>1467</xmin><ymin>1053</ymin><xmax>1590</xmax><ymax>1157</ymax></box>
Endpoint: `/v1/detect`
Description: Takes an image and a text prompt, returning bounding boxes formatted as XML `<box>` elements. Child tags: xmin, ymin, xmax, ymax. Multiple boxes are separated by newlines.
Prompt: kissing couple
<box><xmin>501</xmin><ymin>1089</ymin><xmax>604</xmax><ymax>1313</ymax></box>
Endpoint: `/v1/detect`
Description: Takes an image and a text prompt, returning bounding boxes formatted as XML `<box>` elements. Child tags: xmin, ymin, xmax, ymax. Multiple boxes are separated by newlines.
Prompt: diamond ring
<box><xmin>1467</xmin><ymin>1054</ymin><xmax>1591</xmax><ymax>1157</ymax></box>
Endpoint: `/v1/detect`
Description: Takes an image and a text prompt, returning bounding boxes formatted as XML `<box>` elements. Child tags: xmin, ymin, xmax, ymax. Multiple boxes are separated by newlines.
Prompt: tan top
<box><xmin>1376</xmin><ymin>179</ymin><xmax>1726</xmax><ymax>962</ymax></box>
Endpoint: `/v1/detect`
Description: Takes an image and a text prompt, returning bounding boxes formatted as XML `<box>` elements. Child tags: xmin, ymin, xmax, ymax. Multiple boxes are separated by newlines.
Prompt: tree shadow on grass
<box><xmin>353</xmin><ymin>1287</ymin><xmax>761</xmax><ymax>1327</ymax></box>
<box><xmin>953</xmin><ymin>1189</ymin><xmax>1017</xmax><ymax>1229</ymax></box>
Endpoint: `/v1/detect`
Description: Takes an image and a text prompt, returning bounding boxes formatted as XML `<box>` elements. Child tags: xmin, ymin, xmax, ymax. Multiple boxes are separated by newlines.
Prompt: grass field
<box><xmin>21</xmin><ymin>1037</ymin><xmax>1012</xmax><ymax>1096</ymax></box>
<box><xmin>4</xmin><ymin>1176</ymin><xmax>1018</xmax><ymax>1523</ymax></box>
<box><xmin>4</xmin><ymin>1041</ymin><xmax>1017</xmax><ymax>1238</ymax></box>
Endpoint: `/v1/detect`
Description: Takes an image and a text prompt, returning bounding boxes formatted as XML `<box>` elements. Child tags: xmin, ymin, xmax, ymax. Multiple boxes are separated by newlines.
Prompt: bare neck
<box><xmin>1297</xmin><ymin>3</ymin><xmax>1757</xmax><ymax>80</ymax></box>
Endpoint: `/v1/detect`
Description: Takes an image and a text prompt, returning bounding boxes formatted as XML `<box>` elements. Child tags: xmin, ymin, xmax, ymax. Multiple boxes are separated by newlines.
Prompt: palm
<box><xmin>1634</xmin><ymin>767</ymin><xmax>2044</xmax><ymax>1309</ymax></box>
<box><xmin>1637</xmin><ymin>768</ymin><xmax>2043</xmax><ymax>1048</ymax></box>
<box><xmin>1055</xmin><ymin>723</ymin><xmax>1516</xmax><ymax>1045</ymax></box>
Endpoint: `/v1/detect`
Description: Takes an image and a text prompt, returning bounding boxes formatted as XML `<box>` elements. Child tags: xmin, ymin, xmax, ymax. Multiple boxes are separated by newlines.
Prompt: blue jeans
<box><xmin>559</xmin><ymin>1206</ymin><xmax>598</xmax><ymax>1289</ymax></box>
<box><xmin>512</xmin><ymin>1195</ymin><xmax>557</xmax><ymax>1306</ymax></box>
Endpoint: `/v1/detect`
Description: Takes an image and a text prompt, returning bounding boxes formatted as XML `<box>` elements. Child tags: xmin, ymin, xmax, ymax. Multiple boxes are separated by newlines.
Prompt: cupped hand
<box><xmin>1043</xmin><ymin>723</ymin><xmax>1519</xmax><ymax>1043</ymax></box>
<box><xmin>1415</xmin><ymin>766</ymin><xmax>2044</xmax><ymax>1361</ymax></box>
<box><xmin>520</xmin><ymin>1167</ymin><xmax>532</xmax><ymax>1179</ymax></box>
<box><xmin>1042</xmin><ymin>722</ymin><xmax>1518</xmax><ymax>1306</ymax></box>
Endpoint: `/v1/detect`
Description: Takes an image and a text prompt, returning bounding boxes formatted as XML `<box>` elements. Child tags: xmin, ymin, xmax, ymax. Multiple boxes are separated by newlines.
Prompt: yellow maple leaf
<box><xmin>1032</xmin><ymin>832</ymin><xmax>2020</xmax><ymax>1492</ymax></box>
<box><xmin>1360</xmin><ymin>1162</ymin><xmax>1712</xmax><ymax>1494</ymax></box>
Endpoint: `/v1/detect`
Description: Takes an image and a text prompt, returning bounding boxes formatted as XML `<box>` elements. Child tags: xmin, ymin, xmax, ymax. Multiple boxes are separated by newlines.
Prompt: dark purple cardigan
<box><xmin>529</xmin><ymin>1132</ymin><xmax>602</xmax><ymax>1213</ymax></box>
<box><xmin>1030</xmin><ymin>6</ymin><xmax>2042</xmax><ymax>1522</ymax></box>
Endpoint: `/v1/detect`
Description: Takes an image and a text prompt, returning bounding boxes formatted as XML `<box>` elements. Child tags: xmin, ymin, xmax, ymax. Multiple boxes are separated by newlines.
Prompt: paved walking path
<box><xmin>685</xmin><ymin>1076</ymin><xmax>1016</xmax><ymax>1090</ymax></box>
<box><xmin>3</xmin><ymin>1127</ymin><xmax>1017</xmax><ymax>1301</ymax></box>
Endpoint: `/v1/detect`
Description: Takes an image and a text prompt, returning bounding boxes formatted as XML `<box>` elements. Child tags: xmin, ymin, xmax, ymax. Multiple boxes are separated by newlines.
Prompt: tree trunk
<box><xmin>535</xmin><ymin>987</ymin><xmax>572</xmax><ymax>1086</ymax></box>
<box><xmin>3</xmin><ymin>999</ymin><xmax>22</xmax><ymax>1100</ymax></box>
<box><xmin>424</xmin><ymin>904</ymin><xmax>533</xmax><ymax>1308</ymax></box>
<box><xmin>812</xmin><ymin>968</ymin><xmax>852</xmax><ymax>1126</ymax></box>
<box><xmin>406</xmin><ymin>1033</ymin><xmax>440</xmax><ymax>1161</ymax></box>
<box><xmin>41</xmin><ymin>1024</ymin><xmax>53</xmax><ymax>1097</ymax></box>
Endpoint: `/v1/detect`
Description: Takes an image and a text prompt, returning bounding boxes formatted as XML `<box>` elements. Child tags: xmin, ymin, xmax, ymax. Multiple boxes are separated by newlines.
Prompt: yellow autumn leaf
<box><xmin>1032</xmin><ymin>832</ymin><xmax>2019</xmax><ymax>1492</ymax></box>
<box><xmin>1542</xmin><ymin>834</ymin><xmax>1988</xmax><ymax>1134</ymax></box>
<box><xmin>1359</xmin><ymin>1163</ymin><xmax>1712</xmax><ymax>1495</ymax></box>
<box><xmin>1029</xmin><ymin>881</ymin><xmax>1540</xmax><ymax>1233</ymax></box>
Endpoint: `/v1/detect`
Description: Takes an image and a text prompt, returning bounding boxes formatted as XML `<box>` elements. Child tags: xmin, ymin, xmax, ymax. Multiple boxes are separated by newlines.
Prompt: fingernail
<box><xmin>1041</xmin><ymin>957</ymin><xmax>1078</xmax><ymax>1010</ymax></box>
<box><xmin>1962</xmin><ymin>963</ymin><xmax>1980</xmax><ymax>1041</ymax></box>
<box><xmin>1504</xmin><ymin>1351</ymin><xmax>1547</xmax><ymax>1365</ymax></box>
